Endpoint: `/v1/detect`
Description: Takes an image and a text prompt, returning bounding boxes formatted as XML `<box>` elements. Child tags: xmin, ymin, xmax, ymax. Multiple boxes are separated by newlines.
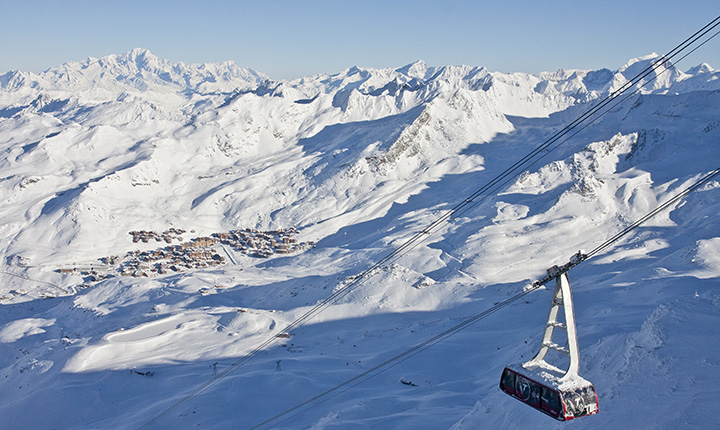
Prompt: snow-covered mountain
<box><xmin>1</xmin><ymin>49</ymin><xmax>719</xmax><ymax>429</ymax></box>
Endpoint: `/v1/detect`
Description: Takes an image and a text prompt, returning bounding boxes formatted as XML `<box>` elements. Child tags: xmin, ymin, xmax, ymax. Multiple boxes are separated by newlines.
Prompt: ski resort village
<box><xmin>53</xmin><ymin>227</ymin><xmax>313</xmax><ymax>286</ymax></box>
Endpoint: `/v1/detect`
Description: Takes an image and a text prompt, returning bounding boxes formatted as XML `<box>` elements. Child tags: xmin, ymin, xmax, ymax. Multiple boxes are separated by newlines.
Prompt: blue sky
<box><xmin>1</xmin><ymin>0</ymin><xmax>718</xmax><ymax>79</ymax></box>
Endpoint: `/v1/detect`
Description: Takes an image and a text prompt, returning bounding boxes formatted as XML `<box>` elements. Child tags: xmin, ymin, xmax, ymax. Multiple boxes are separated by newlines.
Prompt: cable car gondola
<box><xmin>500</xmin><ymin>253</ymin><xmax>599</xmax><ymax>421</ymax></box>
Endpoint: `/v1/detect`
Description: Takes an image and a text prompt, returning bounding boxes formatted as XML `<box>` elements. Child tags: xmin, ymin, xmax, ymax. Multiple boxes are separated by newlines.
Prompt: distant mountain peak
<box><xmin>89</xmin><ymin>48</ymin><xmax>169</xmax><ymax>75</ymax></box>
<box><xmin>119</xmin><ymin>48</ymin><xmax>163</xmax><ymax>68</ymax></box>
<box><xmin>617</xmin><ymin>53</ymin><xmax>662</xmax><ymax>73</ymax></box>
<box><xmin>126</xmin><ymin>47</ymin><xmax>155</xmax><ymax>57</ymax></box>
<box><xmin>686</xmin><ymin>62</ymin><xmax>715</xmax><ymax>74</ymax></box>
<box><xmin>396</xmin><ymin>60</ymin><xmax>430</xmax><ymax>78</ymax></box>
<box><xmin>0</xmin><ymin>49</ymin><xmax>268</xmax><ymax>96</ymax></box>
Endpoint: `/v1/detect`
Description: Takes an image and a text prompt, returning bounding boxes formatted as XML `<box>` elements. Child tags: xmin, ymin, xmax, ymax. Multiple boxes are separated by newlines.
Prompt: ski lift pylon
<box><xmin>500</xmin><ymin>254</ymin><xmax>599</xmax><ymax>421</ymax></box>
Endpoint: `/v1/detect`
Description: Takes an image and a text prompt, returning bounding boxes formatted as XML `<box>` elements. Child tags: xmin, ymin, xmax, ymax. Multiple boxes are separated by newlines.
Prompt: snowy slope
<box><xmin>0</xmin><ymin>50</ymin><xmax>719</xmax><ymax>429</ymax></box>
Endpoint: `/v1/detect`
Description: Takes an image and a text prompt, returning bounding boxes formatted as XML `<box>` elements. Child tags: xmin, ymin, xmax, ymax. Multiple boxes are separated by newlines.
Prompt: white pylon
<box><xmin>523</xmin><ymin>270</ymin><xmax>580</xmax><ymax>381</ymax></box>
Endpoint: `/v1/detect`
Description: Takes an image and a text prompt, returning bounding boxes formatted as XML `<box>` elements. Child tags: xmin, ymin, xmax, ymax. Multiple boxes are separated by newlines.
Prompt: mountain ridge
<box><xmin>3</xmin><ymin>48</ymin><xmax>717</xmax><ymax>103</ymax></box>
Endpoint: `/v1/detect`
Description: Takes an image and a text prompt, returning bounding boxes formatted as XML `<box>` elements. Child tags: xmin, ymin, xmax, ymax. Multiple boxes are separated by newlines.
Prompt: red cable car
<box><xmin>500</xmin><ymin>254</ymin><xmax>599</xmax><ymax>421</ymax></box>
<box><xmin>500</xmin><ymin>365</ymin><xmax>598</xmax><ymax>420</ymax></box>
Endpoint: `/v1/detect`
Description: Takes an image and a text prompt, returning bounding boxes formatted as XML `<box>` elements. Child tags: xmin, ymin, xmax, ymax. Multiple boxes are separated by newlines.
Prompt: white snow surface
<box><xmin>1</xmin><ymin>49</ymin><xmax>720</xmax><ymax>429</ymax></box>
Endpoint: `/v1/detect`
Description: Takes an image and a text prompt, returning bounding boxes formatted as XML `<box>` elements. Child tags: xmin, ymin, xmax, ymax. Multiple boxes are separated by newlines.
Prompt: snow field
<box><xmin>0</xmin><ymin>50</ymin><xmax>719</xmax><ymax>429</ymax></box>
